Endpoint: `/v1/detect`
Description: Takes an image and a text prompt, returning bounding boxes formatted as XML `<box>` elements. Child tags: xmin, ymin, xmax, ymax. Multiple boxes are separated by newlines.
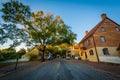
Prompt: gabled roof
<box><xmin>79</xmin><ymin>17</ymin><xmax>120</xmax><ymax>44</ymax></box>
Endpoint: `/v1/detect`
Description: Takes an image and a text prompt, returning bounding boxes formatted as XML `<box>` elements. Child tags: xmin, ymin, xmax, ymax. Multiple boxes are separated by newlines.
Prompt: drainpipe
<box><xmin>92</xmin><ymin>35</ymin><xmax>99</xmax><ymax>62</ymax></box>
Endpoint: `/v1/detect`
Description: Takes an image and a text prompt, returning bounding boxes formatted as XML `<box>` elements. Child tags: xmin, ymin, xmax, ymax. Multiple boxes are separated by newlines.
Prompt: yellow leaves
<box><xmin>55</xmin><ymin>16</ymin><xmax>64</xmax><ymax>24</ymax></box>
<box><xmin>56</xmin><ymin>16</ymin><xmax>60</xmax><ymax>19</ymax></box>
<box><xmin>25</xmin><ymin>48</ymin><xmax>39</xmax><ymax>58</ymax></box>
<box><xmin>26</xmin><ymin>10</ymin><xmax>76</xmax><ymax>46</ymax></box>
<box><xmin>34</xmin><ymin>11</ymin><xmax>43</xmax><ymax>18</ymax></box>
<box><xmin>45</xmin><ymin>12</ymin><xmax>52</xmax><ymax>18</ymax></box>
<box><xmin>59</xmin><ymin>43</ymin><xmax>68</xmax><ymax>48</ymax></box>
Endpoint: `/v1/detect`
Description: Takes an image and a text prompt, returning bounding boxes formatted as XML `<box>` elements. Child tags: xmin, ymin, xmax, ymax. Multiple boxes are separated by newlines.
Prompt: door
<box><xmin>85</xmin><ymin>52</ymin><xmax>87</xmax><ymax>59</ymax></box>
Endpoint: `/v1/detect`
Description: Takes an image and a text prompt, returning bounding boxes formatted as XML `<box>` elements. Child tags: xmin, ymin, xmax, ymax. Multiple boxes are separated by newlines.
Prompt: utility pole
<box><xmin>92</xmin><ymin>35</ymin><xmax>99</xmax><ymax>62</ymax></box>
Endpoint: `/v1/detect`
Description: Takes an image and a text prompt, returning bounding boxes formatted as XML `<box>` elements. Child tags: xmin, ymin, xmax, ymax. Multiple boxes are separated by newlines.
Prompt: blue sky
<box><xmin>21</xmin><ymin>0</ymin><xmax>120</xmax><ymax>42</ymax></box>
<box><xmin>0</xmin><ymin>0</ymin><xmax>120</xmax><ymax>49</ymax></box>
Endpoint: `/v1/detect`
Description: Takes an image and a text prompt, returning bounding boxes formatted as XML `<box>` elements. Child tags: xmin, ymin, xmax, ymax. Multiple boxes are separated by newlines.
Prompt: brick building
<box><xmin>79</xmin><ymin>14</ymin><xmax>120</xmax><ymax>63</ymax></box>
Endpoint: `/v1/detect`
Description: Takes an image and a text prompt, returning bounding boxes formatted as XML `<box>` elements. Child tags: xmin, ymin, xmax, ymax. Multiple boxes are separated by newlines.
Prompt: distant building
<box><xmin>79</xmin><ymin>14</ymin><xmax>120</xmax><ymax>63</ymax></box>
<box><xmin>66</xmin><ymin>42</ymin><xmax>79</xmax><ymax>58</ymax></box>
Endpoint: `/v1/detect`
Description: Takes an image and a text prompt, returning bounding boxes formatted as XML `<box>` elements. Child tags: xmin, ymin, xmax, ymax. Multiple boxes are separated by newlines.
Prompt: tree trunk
<box><xmin>41</xmin><ymin>45</ymin><xmax>46</xmax><ymax>62</ymax></box>
<box><xmin>14</xmin><ymin>57</ymin><xmax>19</xmax><ymax>70</ymax></box>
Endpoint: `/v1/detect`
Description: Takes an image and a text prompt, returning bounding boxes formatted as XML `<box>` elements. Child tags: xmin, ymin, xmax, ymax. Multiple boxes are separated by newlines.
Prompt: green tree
<box><xmin>0</xmin><ymin>0</ymin><xmax>31</xmax><ymax>47</ymax></box>
<box><xmin>25</xmin><ymin>48</ymin><xmax>39</xmax><ymax>61</ymax></box>
<box><xmin>0</xmin><ymin>1</ymin><xmax>76</xmax><ymax>62</ymax></box>
<box><xmin>0</xmin><ymin>47</ymin><xmax>16</xmax><ymax>60</ymax></box>
<box><xmin>0</xmin><ymin>49</ymin><xmax>4</xmax><ymax>61</ymax></box>
<box><xmin>46</xmin><ymin>45</ymin><xmax>54</xmax><ymax>53</ymax></box>
<box><xmin>24</xmin><ymin>11</ymin><xmax>76</xmax><ymax>61</ymax></box>
<box><xmin>0</xmin><ymin>0</ymin><xmax>31</xmax><ymax>69</ymax></box>
<box><xmin>58</xmin><ymin>43</ymin><xmax>69</xmax><ymax>57</ymax></box>
<box><xmin>17</xmin><ymin>48</ymin><xmax>26</xmax><ymax>58</ymax></box>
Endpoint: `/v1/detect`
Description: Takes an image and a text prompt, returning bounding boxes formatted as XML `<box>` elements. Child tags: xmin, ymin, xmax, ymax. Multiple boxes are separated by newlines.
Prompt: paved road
<box><xmin>0</xmin><ymin>59</ymin><xmax>119</xmax><ymax>80</ymax></box>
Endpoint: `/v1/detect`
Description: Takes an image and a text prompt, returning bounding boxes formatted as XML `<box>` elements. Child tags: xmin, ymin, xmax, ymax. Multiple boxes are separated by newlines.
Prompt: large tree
<box><xmin>0</xmin><ymin>0</ymin><xmax>31</xmax><ymax>47</ymax></box>
<box><xmin>0</xmin><ymin>1</ymin><xmax>76</xmax><ymax>62</ymax></box>
<box><xmin>24</xmin><ymin>11</ymin><xmax>76</xmax><ymax>61</ymax></box>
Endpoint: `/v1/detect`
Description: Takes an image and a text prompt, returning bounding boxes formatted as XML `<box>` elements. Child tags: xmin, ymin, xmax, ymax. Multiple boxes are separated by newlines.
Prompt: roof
<box><xmin>79</xmin><ymin>17</ymin><xmax>120</xmax><ymax>44</ymax></box>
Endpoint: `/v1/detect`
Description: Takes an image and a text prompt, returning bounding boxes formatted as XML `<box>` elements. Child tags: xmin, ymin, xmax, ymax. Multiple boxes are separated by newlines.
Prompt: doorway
<box><xmin>85</xmin><ymin>52</ymin><xmax>87</xmax><ymax>59</ymax></box>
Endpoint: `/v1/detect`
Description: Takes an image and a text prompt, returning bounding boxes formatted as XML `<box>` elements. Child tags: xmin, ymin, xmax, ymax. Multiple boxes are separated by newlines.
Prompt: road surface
<box><xmin>0</xmin><ymin>59</ymin><xmax>119</xmax><ymax>80</ymax></box>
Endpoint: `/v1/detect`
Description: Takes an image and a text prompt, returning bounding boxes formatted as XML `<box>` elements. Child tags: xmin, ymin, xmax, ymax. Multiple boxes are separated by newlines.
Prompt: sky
<box><xmin>0</xmin><ymin>0</ymin><xmax>120</xmax><ymax>50</ymax></box>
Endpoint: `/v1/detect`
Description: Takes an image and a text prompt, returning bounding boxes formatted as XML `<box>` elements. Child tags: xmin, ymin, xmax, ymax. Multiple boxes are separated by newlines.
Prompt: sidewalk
<box><xmin>0</xmin><ymin>61</ymin><xmax>40</xmax><ymax>78</ymax></box>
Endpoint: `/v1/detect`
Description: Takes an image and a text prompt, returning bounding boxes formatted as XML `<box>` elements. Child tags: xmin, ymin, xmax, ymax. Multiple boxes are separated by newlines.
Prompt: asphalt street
<box><xmin>0</xmin><ymin>59</ymin><xmax>119</xmax><ymax>80</ymax></box>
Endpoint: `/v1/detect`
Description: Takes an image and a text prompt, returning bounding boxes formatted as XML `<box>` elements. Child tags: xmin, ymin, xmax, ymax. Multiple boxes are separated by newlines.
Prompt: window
<box><xmin>81</xmin><ymin>52</ymin><xmax>83</xmax><ymax>56</ymax></box>
<box><xmin>89</xmin><ymin>50</ymin><xmax>94</xmax><ymax>55</ymax></box>
<box><xmin>101</xmin><ymin>27</ymin><xmax>105</xmax><ymax>32</ymax></box>
<box><xmin>102</xmin><ymin>48</ymin><xmax>109</xmax><ymax>55</ymax></box>
<box><xmin>115</xmin><ymin>27</ymin><xmax>119</xmax><ymax>31</ymax></box>
<box><xmin>100</xmin><ymin>36</ymin><xmax>105</xmax><ymax>42</ymax></box>
<box><xmin>85</xmin><ymin>52</ymin><xmax>87</xmax><ymax>58</ymax></box>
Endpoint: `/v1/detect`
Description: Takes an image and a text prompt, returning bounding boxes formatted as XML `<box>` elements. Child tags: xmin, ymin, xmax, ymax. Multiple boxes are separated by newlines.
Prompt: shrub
<box><xmin>0</xmin><ymin>53</ymin><xmax>4</xmax><ymax>61</ymax></box>
<box><xmin>24</xmin><ymin>48</ymin><xmax>39</xmax><ymax>61</ymax></box>
<box><xmin>29</xmin><ymin>54</ymin><xmax>38</xmax><ymax>61</ymax></box>
<box><xmin>0</xmin><ymin>48</ymin><xmax>16</xmax><ymax>60</ymax></box>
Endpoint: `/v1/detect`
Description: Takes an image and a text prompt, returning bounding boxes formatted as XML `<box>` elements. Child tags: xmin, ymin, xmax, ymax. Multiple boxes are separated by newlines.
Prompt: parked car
<box><xmin>74</xmin><ymin>56</ymin><xmax>81</xmax><ymax>60</ymax></box>
<box><xmin>47</xmin><ymin>56</ymin><xmax>54</xmax><ymax>60</ymax></box>
<box><xmin>66</xmin><ymin>56</ymin><xmax>70</xmax><ymax>60</ymax></box>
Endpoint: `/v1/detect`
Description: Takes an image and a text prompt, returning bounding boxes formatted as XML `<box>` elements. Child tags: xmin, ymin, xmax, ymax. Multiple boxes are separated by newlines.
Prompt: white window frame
<box><xmin>100</xmin><ymin>36</ymin><xmax>105</xmax><ymax>42</ymax></box>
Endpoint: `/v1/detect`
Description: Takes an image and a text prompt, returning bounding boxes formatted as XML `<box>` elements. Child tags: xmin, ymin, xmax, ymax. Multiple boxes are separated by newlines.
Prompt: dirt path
<box><xmin>71</xmin><ymin>60</ymin><xmax>120</xmax><ymax>77</ymax></box>
<box><xmin>0</xmin><ymin>59</ymin><xmax>119</xmax><ymax>80</ymax></box>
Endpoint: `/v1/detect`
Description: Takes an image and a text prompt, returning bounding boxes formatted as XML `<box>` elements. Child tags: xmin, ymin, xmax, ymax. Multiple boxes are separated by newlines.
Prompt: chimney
<box><xmin>101</xmin><ymin>14</ymin><xmax>107</xmax><ymax>20</ymax></box>
<box><xmin>85</xmin><ymin>31</ymin><xmax>89</xmax><ymax>35</ymax></box>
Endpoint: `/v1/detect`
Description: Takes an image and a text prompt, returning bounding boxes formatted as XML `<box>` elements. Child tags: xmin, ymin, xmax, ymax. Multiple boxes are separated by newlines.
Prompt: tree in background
<box><xmin>0</xmin><ymin>1</ymin><xmax>76</xmax><ymax>62</ymax></box>
<box><xmin>17</xmin><ymin>48</ymin><xmax>26</xmax><ymax>58</ymax></box>
<box><xmin>46</xmin><ymin>43</ymin><xmax>68</xmax><ymax>58</ymax></box>
<box><xmin>0</xmin><ymin>47</ymin><xmax>16</xmax><ymax>60</ymax></box>
<box><xmin>24</xmin><ymin>11</ymin><xmax>76</xmax><ymax>61</ymax></box>
<box><xmin>58</xmin><ymin>43</ymin><xmax>69</xmax><ymax>58</ymax></box>
<box><xmin>25</xmin><ymin>47</ymin><xmax>39</xmax><ymax>61</ymax></box>
<box><xmin>0</xmin><ymin>49</ymin><xmax>4</xmax><ymax>61</ymax></box>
